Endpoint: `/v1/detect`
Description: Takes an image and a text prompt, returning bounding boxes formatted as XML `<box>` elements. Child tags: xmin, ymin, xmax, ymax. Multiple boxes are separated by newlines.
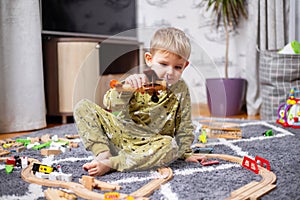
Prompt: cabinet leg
<box><xmin>62</xmin><ymin>116</ymin><xmax>67</xmax><ymax>124</ymax></box>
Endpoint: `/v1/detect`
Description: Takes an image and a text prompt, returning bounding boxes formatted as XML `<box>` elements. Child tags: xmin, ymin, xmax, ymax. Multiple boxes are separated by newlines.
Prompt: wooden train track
<box><xmin>202</xmin><ymin>154</ymin><xmax>277</xmax><ymax>200</ymax></box>
<box><xmin>44</xmin><ymin>188</ymin><xmax>77</xmax><ymax>200</ymax></box>
<box><xmin>130</xmin><ymin>167</ymin><xmax>173</xmax><ymax>197</ymax></box>
<box><xmin>202</xmin><ymin>126</ymin><xmax>242</xmax><ymax>139</ymax></box>
<box><xmin>2</xmin><ymin>153</ymin><xmax>276</xmax><ymax>199</ymax></box>
<box><xmin>20</xmin><ymin>158</ymin><xmax>173</xmax><ymax>200</ymax></box>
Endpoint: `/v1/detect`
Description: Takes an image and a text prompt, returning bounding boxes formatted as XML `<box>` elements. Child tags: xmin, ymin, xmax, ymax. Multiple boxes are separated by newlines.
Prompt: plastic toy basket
<box><xmin>258</xmin><ymin>49</ymin><xmax>300</xmax><ymax>121</ymax></box>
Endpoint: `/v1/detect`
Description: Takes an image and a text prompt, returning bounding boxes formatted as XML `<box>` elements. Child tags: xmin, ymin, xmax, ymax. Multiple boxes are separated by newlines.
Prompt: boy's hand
<box><xmin>83</xmin><ymin>159</ymin><xmax>111</xmax><ymax>176</ymax></box>
<box><xmin>185</xmin><ymin>154</ymin><xmax>207</xmax><ymax>163</ymax></box>
<box><xmin>125</xmin><ymin>74</ymin><xmax>147</xmax><ymax>89</ymax></box>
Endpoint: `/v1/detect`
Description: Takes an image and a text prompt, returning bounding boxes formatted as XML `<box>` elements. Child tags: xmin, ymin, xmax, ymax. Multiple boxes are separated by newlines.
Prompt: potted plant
<box><xmin>205</xmin><ymin>0</ymin><xmax>248</xmax><ymax>116</ymax></box>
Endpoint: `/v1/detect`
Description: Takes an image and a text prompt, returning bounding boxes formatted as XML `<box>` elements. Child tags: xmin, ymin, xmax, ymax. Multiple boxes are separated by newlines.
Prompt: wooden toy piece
<box><xmin>11</xmin><ymin>142</ymin><xmax>24</xmax><ymax>148</ymax></box>
<box><xmin>0</xmin><ymin>140</ymin><xmax>6</xmax><ymax>145</ymax></box>
<box><xmin>0</xmin><ymin>149</ymin><xmax>10</xmax><ymax>156</ymax></box>
<box><xmin>30</xmin><ymin>137</ymin><xmax>41</xmax><ymax>143</ymax></box>
<box><xmin>69</xmin><ymin>142</ymin><xmax>79</xmax><ymax>148</ymax></box>
<box><xmin>79</xmin><ymin>175</ymin><xmax>121</xmax><ymax>191</ymax></box>
<box><xmin>202</xmin><ymin>125</ymin><xmax>242</xmax><ymax>139</ymax></box>
<box><xmin>198</xmin><ymin>120</ymin><xmax>240</xmax><ymax>128</ymax></box>
<box><xmin>112</xmin><ymin>79</ymin><xmax>167</xmax><ymax>93</ymax></box>
<box><xmin>110</xmin><ymin>69</ymin><xmax>167</xmax><ymax>103</ymax></box>
<box><xmin>9</xmin><ymin>146</ymin><xmax>26</xmax><ymax>153</ymax></box>
<box><xmin>80</xmin><ymin>176</ymin><xmax>94</xmax><ymax>190</ymax></box>
<box><xmin>16</xmin><ymin>146</ymin><xmax>26</xmax><ymax>152</ymax></box>
<box><xmin>5</xmin><ymin>139</ymin><xmax>15</xmax><ymax>144</ymax></box>
<box><xmin>44</xmin><ymin>188</ymin><xmax>77</xmax><ymax>200</ymax></box>
<box><xmin>0</xmin><ymin>157</ymin><xmax>9</xmax><ymax>162</ymax></box>
<box><xmin>192</xmin><ymin>143</ymin><xmax>206</xmax><ymax>148</ymax></box>
<box><xmin>58</xmin><ymin>138</ymin><xmax>79</xmax><ymax>148</ymax></box>
<box><xmin>130</xmin><ymin>167</ymin><xmax>173</xmax><ymax>198</ymax></box>
<box><xmin>57</xmin><ymin>138</ymin><xmax>72</xmax><ymax>145</ymax></box>
<box><xmin>65</xmin><ymin>135</ymin><xmax>80</xmax><ymax>139</ymax></box>
<box><xmin>94</xmin><ymin>179</ymin><xmax>121</xmax><ymax>191</ymax></box>
<box><xmin>41</xmin><ymin>134</ymin><xmax>52</xmax><ymax>143</ymax></box>
<box><xmin>41</xmin><ymin>149</ymin><xmax>62</xmax><ymax>156</ymax></box>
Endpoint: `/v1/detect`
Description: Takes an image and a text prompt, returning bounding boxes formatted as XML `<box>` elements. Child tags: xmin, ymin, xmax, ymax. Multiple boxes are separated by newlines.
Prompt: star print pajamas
<box><xmin>74</xmin><ymin>80</ymin><xmax>194</xmax><ymax>172</ymax></box>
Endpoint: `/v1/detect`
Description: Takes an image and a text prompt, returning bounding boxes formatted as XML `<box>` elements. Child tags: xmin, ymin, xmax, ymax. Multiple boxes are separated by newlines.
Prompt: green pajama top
<box><xmin>74</xmin><ymin>79</ymin><xmax>194</xmax><ymax>172</ymax></box>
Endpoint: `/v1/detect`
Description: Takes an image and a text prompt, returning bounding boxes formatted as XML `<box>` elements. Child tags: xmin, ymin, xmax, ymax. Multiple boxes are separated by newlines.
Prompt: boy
<box><xmin>74</xmin><ymin>27</ymin><xmax>205</xmax><ymax>176</ymax></box>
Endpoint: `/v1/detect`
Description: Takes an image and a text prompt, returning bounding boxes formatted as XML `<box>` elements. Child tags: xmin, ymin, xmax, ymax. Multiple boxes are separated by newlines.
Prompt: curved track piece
<box><xmin>130</xmin><ymin>167</ymin><xmax>173</xmax><ymax>197</ymax></box>
<box><xmin>44</xmin><ymin>188</ymin><xmax>77</xmax><ymax>200</ymax></box>
<box><xmin>21</xmin><ymin>158</ymin><xmax>128</xmax><ymax>200</ymax></box>
<box><xmin>202</xmin><ymin>154</ymin><xmax>277</xmax><ymax>200</ymax></box>
<box><xmin>21</xmin><ymin>158</ymin><xmax>171</xmax><ymax>199</ymax></box>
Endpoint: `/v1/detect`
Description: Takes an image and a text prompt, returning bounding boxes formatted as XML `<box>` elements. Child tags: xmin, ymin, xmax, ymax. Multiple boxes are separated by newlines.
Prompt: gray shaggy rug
<box><xmin>0</xmin><ymin>118</ymin><xmax>299</xmax><ymax>200</ymax></box>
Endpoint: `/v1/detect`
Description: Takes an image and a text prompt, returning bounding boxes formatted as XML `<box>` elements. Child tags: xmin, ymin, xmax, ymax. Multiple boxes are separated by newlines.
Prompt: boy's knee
<box><xmin>74</xmin><ymin>98</ymin><xmax>91</xmax><ymax>110</ymax></box>
<box><xmin>73</xmin><ymin>99</ymin><xmax>92</xmax><ymax>116</ymax></box>
<box><xmin>161</xmin><ymin>136</ymin><xmax>178</xmax><ymax>151</ymax></box>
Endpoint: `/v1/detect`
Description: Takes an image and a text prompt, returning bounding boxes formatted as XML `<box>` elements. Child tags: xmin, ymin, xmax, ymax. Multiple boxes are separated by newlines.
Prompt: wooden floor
<box><xmin>0</xmin><ymin>103</ymin><xmax>260</xmax><ymax>140</ymax></box>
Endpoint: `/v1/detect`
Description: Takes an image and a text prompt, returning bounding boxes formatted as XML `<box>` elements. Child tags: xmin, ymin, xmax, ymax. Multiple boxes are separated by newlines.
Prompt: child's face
<box><xmin>145</xmin><ymin>51</ymin><xmax>189</xmax><ymax>85</ymax></box>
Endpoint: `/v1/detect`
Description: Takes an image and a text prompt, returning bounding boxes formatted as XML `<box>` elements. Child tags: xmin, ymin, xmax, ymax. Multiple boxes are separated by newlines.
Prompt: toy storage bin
<box><xmin>259</xmin><ymin>50</ymin><xmax>300</xmax><ymax>121</ymax></box>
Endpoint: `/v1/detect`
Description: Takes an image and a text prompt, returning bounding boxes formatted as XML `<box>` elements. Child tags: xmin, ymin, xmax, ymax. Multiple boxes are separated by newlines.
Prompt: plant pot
<box><xmin>206</xmin><ymin>78</ymin><xmax>246</xmax><ymax>117</ymax></box>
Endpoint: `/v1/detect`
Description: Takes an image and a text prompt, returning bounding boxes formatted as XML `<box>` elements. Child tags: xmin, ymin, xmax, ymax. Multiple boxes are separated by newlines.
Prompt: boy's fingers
<box><xmin>83</xmin><ymin>162</ymin><xmax>97</xmax><ymax>171</ymax></box>
<box><xmin>83</xmin><ymin>163</ymin><xmax>91</xmax><ymax>171</ymax></box>
<box><xmin>88</xmin><ymin>168</ymin><xmax>98</xmax><ymax>176</ymax></box>
<box><xmin>125</xmin><ymin>74</ymin><xmax>146</xmax><ymax>89</ymax></box>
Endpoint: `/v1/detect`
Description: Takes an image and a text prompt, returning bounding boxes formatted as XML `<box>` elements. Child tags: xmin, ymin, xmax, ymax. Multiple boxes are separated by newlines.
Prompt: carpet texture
<box><xmin>0</xmin><ymin>118</ymin><xmax>299</xmax><ymax>200</ymax></box>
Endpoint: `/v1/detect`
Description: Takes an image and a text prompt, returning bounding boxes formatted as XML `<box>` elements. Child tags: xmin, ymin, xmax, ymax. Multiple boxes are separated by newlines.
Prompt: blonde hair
<box><xmin>150</xmin><ymin>27</ymin><xmax>191</xmax><ymax>60</ymax></box>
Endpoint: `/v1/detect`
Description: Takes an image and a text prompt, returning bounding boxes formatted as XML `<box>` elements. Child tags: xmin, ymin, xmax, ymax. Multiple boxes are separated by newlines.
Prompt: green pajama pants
<box><xmin>73</xmin><ymin>99</ymin><xmax>179</xmax><ymax>172</ymax></box>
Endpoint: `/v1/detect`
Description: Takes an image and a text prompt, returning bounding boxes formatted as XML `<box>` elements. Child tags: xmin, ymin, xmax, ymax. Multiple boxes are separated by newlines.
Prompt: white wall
<box><xmin>137</xmin><ymin>0</ymin><xmax>249</xmax><ymax>103</ymax></box>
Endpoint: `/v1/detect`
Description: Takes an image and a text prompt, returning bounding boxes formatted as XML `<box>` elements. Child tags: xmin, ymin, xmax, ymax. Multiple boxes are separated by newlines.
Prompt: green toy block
<box><xmin>5</xmin><ymin>165</ymin><xmax>14</xmax><ymax>174</ymax></box>
<box><xmin>263</xmin><ymin>129</ymin><xmax>273</xmax><ymax>136</ymax></box>
<box><xmin>15</xmin><ymin>139</ymin><xmax>31</xmax><ymax>146</ymax></box>
<box><xmin>55</xmin><ymin>140</ymin><xmax>69</xmax><ymax>146</ymax></box>
<box><xmin>32</xmin><ymin>141</ymin><xmax>51</xmax><ymax>150</ymax></box>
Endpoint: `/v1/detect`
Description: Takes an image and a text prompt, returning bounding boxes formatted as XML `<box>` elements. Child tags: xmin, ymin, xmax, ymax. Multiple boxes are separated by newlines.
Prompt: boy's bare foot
<box><xmin>82</xmin><ymin>151</ymin><xmax>112</xmax><ymax>176</ymax></box>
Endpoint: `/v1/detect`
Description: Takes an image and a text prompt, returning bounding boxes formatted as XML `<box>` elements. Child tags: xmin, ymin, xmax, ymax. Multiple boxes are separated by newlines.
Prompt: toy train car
<box><xmin>6</xmin><ymin>155</ymin><xmax>29</xmax><ymax>169</ymax></box>
<box><xmin>32</xmin><ymin>163</ymin><xmax>57</xmax><ymax>174</ymax></box>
